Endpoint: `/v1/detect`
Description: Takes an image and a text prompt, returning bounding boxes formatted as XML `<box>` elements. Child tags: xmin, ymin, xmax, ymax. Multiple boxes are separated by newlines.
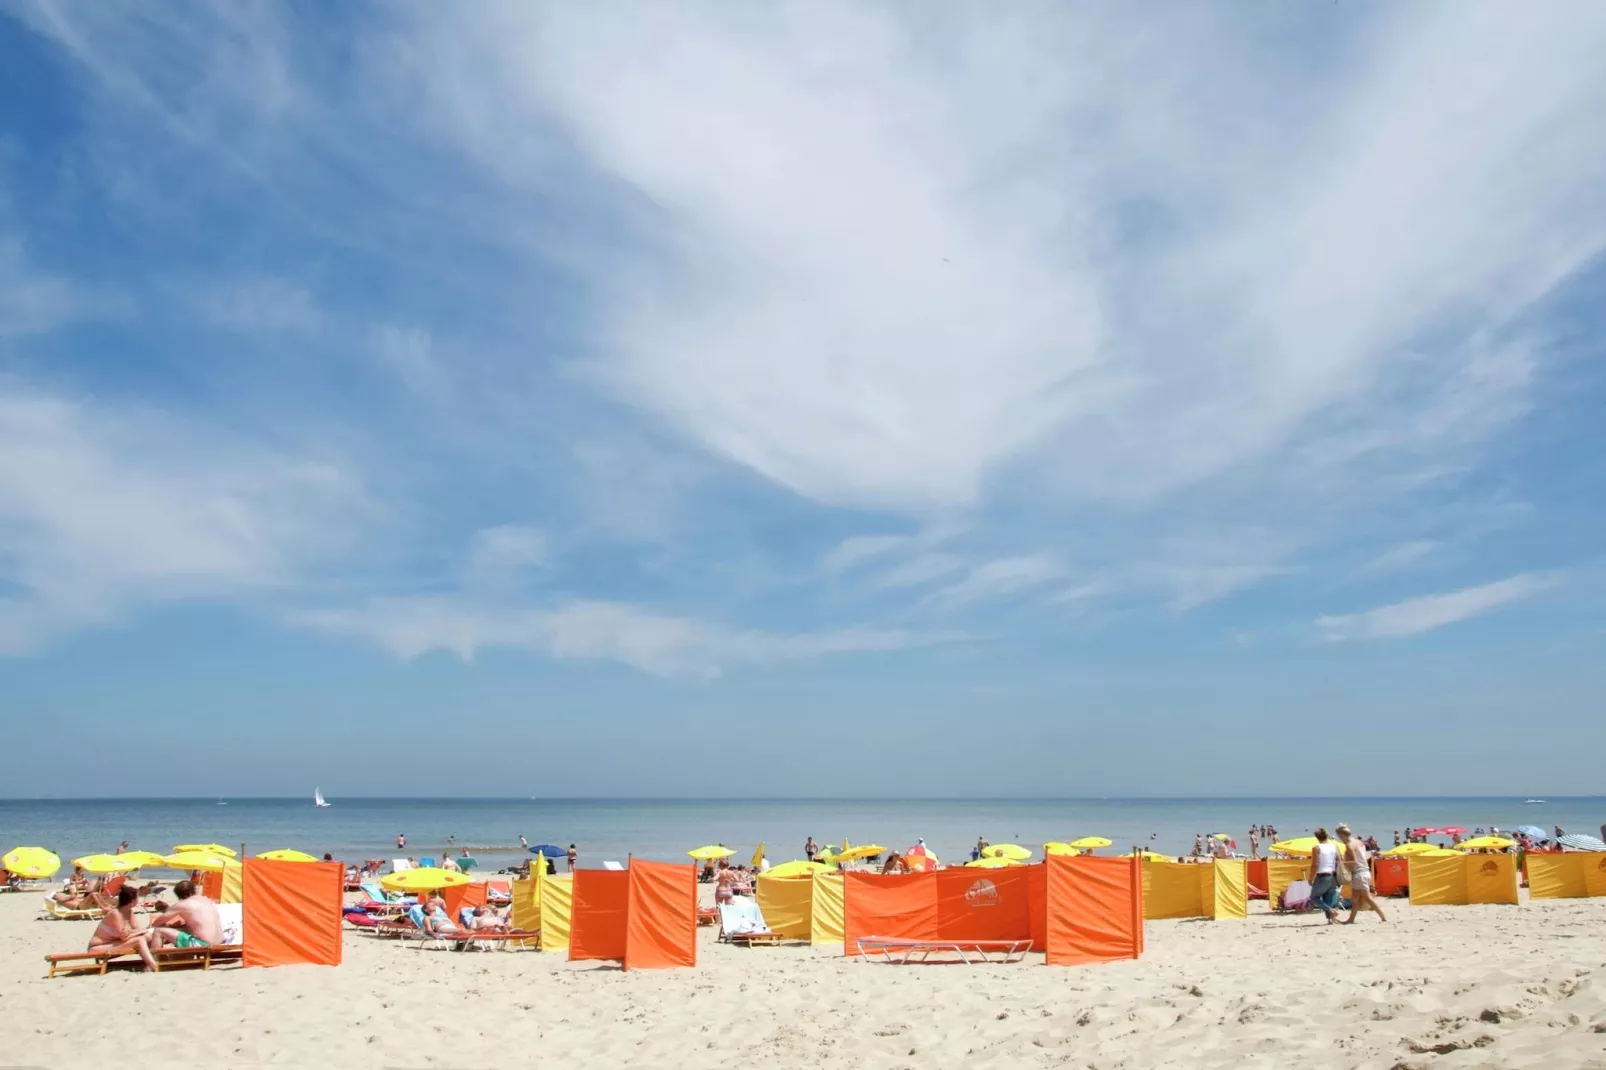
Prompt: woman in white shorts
<box><xmin>1337</xmin><ymin>824</ymin><xmax>1387</xmax><ymax>924</ymax></box>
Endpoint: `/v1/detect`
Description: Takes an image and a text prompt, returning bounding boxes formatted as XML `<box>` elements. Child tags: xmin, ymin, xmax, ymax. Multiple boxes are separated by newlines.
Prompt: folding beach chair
<box><xmin>718</xmin><ymin>898</ymin><xmax>786</xmax><ymax>946</ymax></box>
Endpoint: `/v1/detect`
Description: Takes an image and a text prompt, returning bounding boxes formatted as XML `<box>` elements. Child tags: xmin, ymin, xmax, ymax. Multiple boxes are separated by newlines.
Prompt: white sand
<box><xmin>2</xmin><ymin>887</ymin><xmax>1603</xmax><ymax>1069</ymax></box>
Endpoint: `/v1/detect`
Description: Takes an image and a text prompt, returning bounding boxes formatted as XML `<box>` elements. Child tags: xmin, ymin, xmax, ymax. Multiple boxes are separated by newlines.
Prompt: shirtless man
<box><xmin>151</xmin><ymin>879</ymin><xmax>223</xmax><ymax>946</ymax></box>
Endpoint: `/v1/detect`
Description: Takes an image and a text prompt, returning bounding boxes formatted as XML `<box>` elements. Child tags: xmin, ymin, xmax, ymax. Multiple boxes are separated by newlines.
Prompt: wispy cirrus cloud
<box><xmin>1316</xmin><ymin>573</ymin><xmax>1558</xmax><ymax>641</ymax></box>
<box><xmin>928</xmin><ymin>554</ymin><xmax>1067</xmax><ymax>609</ymax></box>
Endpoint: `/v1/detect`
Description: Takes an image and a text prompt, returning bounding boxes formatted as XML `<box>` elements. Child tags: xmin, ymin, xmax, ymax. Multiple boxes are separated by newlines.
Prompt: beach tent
<box><xmin>840</xmin><ymin>857</ymin><xmax>1142</xmax><ymax>966</ymax></box>
<box><xmin>568</xmin><ymin>861</ymin><xmax>696</xmax><ymax>970</ymax></box>
<box><xmin>1408</xmin><ymin>853</ymin><xmax>1518</xmax><ymax>906</ymax></box>
<box><xmin>1141</xmin><ymin>859</ymin><xmax>1247</xmax><ymax>920</ymax></box>
<box><xmin>1527</xmin><ymin>853</ymin><xmax>1606</xmax><ymax>899</ymax></box>
<box><xmin>241</xmin><ymin>859</ymin><xmax>343</xmax><ymax>968</ymax></box>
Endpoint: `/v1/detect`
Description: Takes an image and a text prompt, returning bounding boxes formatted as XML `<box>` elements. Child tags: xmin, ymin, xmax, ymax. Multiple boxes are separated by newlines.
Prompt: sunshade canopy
<box><xmin>163</xmin><ymin>851</ymin><xmax>234</xmax><ymax>872</ymax></box>
<box><xmin>1069</xmin><ymin>836</ymin><xmax>1113</xmax><ymax>849</ymax></box>
<box><xmin>1043</xmin><ymin>842</ymin><xmax>1082</xmax><ymax>856</ymax></box>
<box><xmin>688</xmin><ymin>845</ymin><xmax>735</xmax><ymax>860</ymax></box>
<box><xmin>173</xmin><ymin>844</ymin><xmax>237</xmax><ymax>857</ymax></box>
<box><xmin>380</xmin><ymin>867</ymin><xmax>470</xmax><ymax>892</ymax></box>
<box><xmin>256</xmin><ymin>849</ymin><xmax>318</xmax><ymax>863</ymax></box>
<box><xmin>527</xmin><ymin>845</ymin><xmax>566</xmax><ymax>858</ymax></box>
<box><xmin>763</xmin><ymin>859</ymin><xmax>832</xmax><ymax>878</ymax></box>
<box><xmin>1270</xmin><ymin>837</ymin><xmax>1331</xmax><ymax>856</ymax></box>
<box><xmin>72</xmin><ymin>854</ymin><xmax>142</xmax><ymax>874</ymax></box>
<box><xmin>118</xmin><ymin>851</ymin><xmax>170</xmax><ymax>868</ymax></box>
<box><xmin>1558</xmin><ymin>833</ymin><xmax>1606</xmax><ymax>853</ymax></box>
<box><xmin>835</xmin><ymin>845</ymin><xmax>886</xmax><ymax>861</ymax></box>
<box><xmin>1383</xmin><ymin>842</ymin><xmax>1440</xmax><ymax>857</ymax></box>
<box><xmin>965</xmin><ymin>856</ymin><xmax>1024</xmax><ymax>868</ymax></box>
<box><xmin>2</xmin><ymin>846</ymin><xmax>62</xmax><ymax>879</ymax></box>
<box><xmin>1454</xmin><ymin>836</ymin><xmax>1515</xmax><ymax>851</ymax></box>
<box><xmin>982</xmin><ymin>843</ymin><xmax>1034</xmax><ymax>861</ymax></box>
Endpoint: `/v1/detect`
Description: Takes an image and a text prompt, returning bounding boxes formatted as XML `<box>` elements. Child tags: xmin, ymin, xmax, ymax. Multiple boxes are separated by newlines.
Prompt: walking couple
<box><xmin>1308</xmin><ymin>825</ymin><xmax>1387</xmax><ymax>924</ymax></box>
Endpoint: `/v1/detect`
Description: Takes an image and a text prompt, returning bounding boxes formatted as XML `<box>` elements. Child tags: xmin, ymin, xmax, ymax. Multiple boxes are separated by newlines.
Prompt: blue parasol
<box><xmin>1557</xmin><ymin>833</ymin><xmax>1606</xmax><ymax>853</ymax></box>
<box><xmin>528</xmin><ymin>845</ymin><xmax>566</xmax><ymax>858</ymax></box>
<box><xmin>1515</xmin><ymin>826</ymin><xmax>1545</xmax><ymax>839</ymax></box>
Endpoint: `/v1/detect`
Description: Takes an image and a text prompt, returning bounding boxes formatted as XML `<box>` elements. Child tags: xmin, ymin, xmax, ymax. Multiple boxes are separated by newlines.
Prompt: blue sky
<box><xmin>1</xmin><ymin>2</ymin><xmax>1603</xmax><ymax>798</ymax></box>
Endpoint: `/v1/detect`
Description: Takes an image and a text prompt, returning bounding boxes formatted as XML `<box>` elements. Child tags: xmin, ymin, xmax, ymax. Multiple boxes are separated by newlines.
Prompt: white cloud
<box><xmin>1316</xmin><ymin>573</ymin><xmax>1557</xmax><ymax>641</ymax></box>
<box><xmin>198</xmin><ymin>277</ymin><xmax>323</xmax><ymax>334</ymax></box>
<box><xmin>820</xmin><ymin>534</ymin><xmax>906</xmax><ymax>574</ymax></box>
<box><xmin>1161</xmin><ymin>564</ymin><xmax>1298</xmax><ymax>612</ymax></box>
<box><xmin>0</xmin><ymin>240</ymin><xmax>84</xmax><ymax>339</ymax></box>
<box><xmin>294</xmin><ymin>596</ymin><xmax>962</xmax><ymax>678</ymax></box>
<box><xmin>928</xmin><ymin>554</ymin><xmax>1066</xmax><ymax>609</ymax></box>
<box><xmin>464</xmin><ymin>524</ymin><xmax>546</xmax><ymax>583</ymax></box>
<box><xmin>0</xmin><ymin>379</ymin><xmax>360</xmax><ymax>653</ymax></box>
<box><xmin>1356</xmin><ymin>540</ymin><xmax>1439</xmax><ymax>578</ymax></box>
<box><xmin>875</xmin><ymin>552</ymin><xmax>966</xmax><ymax>590</ymax></box>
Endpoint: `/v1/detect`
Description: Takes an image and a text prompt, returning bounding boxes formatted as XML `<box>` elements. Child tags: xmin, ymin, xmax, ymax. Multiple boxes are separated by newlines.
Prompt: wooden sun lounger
<box><xmin>40</xmin><ymin>899</ymin><xmax>106</xmax><ymax>921</ymax></box>
<box><xmin>46</xmin><ymin>943</ymin><xmax>244</xmax><ymax>978</ymax></box>
<box><xmin>725</xmin><ymin>929</ymin><xmax>787</xmax><ymax>946</ymax></box>
<box><xmin>854</xmin><ymin>936</ymin><xmax>1032</xmax><ymax>964</ymax></box>
<box><xmin>697</xmin><ymin>908</ymin><xmax>719</xmax><ymax>927</ymax></box>
<box><xmin>416</xmin><ymin>929</ymin><xmax>540</xmax><ymax>951</ymax></box>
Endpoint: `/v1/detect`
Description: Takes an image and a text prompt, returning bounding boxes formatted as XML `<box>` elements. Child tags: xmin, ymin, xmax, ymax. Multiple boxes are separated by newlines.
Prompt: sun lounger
<box><xmin>414</xmin><ymin>928</ymin><xmax>540</xmax><ymax>952</ymax></box>
<box><xmin>718</xmin><ymin>898</ymin><xmax>787</xmax><ymax>946</ymax></box>
<box><xmin>602</xmin><ymin>861</ymin><xmax>624</xmax><ymax>871</ymax></box>
<box><xmin>40</xmin><ymin>898</ymin><xmax>105</xmax><ymax>921</ymax></box>
<box><xmin>45</xmin><ymin>943</ymin><xmax>244</xmax><ymax>977</ymax></box>
<box><xmin>485</xmin><ymin>880</ymin><xmax>512</xmax><ymax>903</ymax></box>
<box><xmin>697</xmin><ymin>906</ymin><xmax>719</xmax><ymax>927</ymax></box>
<box><xmin>854</xmin><ymin>936</ymin><xmax>1032</xmax><ymax>964</ymax></box>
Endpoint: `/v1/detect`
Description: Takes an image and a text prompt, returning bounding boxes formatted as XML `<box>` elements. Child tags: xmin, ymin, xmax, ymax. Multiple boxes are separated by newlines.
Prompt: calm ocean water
<box><xmin>3</xmin><ymin>797</ymin><xmax>1601</xmax><ymax>874</ymax></box>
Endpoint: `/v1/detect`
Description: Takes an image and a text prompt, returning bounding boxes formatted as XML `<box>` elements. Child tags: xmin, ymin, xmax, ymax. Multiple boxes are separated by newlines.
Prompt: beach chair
<box><xmin>854</xmin><ymin>936</ymin><xmax>1032</xmax><ymax>965</ymax></box>
<box><xmin>717</xmin><ymin>898</ymin><xmax>787</xmax><ymax>946</ymax></box>
<box><xmin>360</xmin><ymin>881</ymin><xmax>414</xmax><ymax>907</ymax></box>
<box><xmin>602</xmin><ymin>861</ymin><xmax>624</xmax><ymax>871</ymax></box>
<box><xmin>40</xmin><ymin>898</ymin><xmax>105</xmax><ymax>921</ymax></box>
<box><xmin>419</xmin><ymin>857</ymin><xmax>436</xmax><ymax>869</ymax></box>
<box><xmin>45</xmin><ymin>943</ymin><xmax>244</xmax><ymax>977</ymax></box>
<box><xmin>390</xmin><ymin>858</ymin><xmax>412</xmax><ymax>875</ymax></box>
<box><xmin>485</xmin><ymin>880</ymin><xmax>512</xmax><ymax>903</ymax></box>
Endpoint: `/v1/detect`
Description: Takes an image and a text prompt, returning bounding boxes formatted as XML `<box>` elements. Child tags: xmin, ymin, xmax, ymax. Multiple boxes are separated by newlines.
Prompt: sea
<box><xmin>4</xmin><ymin>796</ymin><xmax>1602</xmax><ymax>875</ymax></box>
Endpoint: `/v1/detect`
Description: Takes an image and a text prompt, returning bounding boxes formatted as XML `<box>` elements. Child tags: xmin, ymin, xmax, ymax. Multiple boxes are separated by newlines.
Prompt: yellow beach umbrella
<box><xmin>1454</xmin><ymin>836</ymin><xmax>1515</xmax><ymax>852</ymax></box>
<box><xmin>1383</xmin><ymin>842</ymin><xmax>1440</xmax><ymax>857</ymax></box>
<box><xmin>688</xmin><ymin>845</ymin><xmax>736</xmax><ymax>861</ymax></box>
<box><xmin>118</xmin><ymin>851</ymin><xmax>170</xmax><ymax>868</ymax></box>
<box><xmin>173</xmin><ymin>844</ymin><xmax>237</xmax><ymax>857</ymax></box>
<box><xmin>762</xmin><ymin>860</ymin><xmax>832</xmax><ymax>879</ymax></box>
<box><xmin>72</xmin><ymin>854</ymin><xmax>142</xmax><ymax>874</ymax></box>
<box><xmin>983</xmin><ymin>843</ymin><xmax>1034</xmax><ymax>861</ymax></box>
<box><xmin>2</xmin><ymin>846</ymin><xmax>62</xmax><ymax>879</ymax></box>
<box><xmin>1043</xmin><ymin>842</ymin><xmax>1082</xmax><ymax>856</ymax></box>
<box><xmin>1069</xmin><ymin>836</ymin><xmax>1113</xmax><ymax>850</ymax></box>
<box><xmin>1212</xmin><ymin>833</ymin><xmax>1232</xmax><ymax>840</ymax></box>
<box><xmin>966</xmin><ymin>855</ymin><xmax>1024</xmax><ymax>868</ymax></box>
<box><xmin>1270</xmin><ymin>837</ymin><xmax>1330</xmax><ymax>856</ymax></box>
<box><xmin>837</xmin><ymin>845</ymin><xmax>887</xmax><ymax>862</ymax></box>
<box><xmin>751</xmin><ymin>842</ymin><xmax>765</xmax><ymax>868</ymax></box>
<box><xmin>1132</xmin><ymin>848</ymin><xmax>1173</xmax><ymax>861</ymax></box>
<box><xmin>257</xmin><ymin>849</ymin><xmax>319</xmax><ymax>863</ymax></box>
<box><xmin>1417</xmin><ymin>848</ymin><xmax>1462</xmax><ymax>857</ymax></box>
<box><xmin>380</xmin><ymin>866</ymin><xmax>469</xmax><ymax>893</ymax></box>
<box><xmin>164</xmin><ymin>851</ymin><xmax>234</xmax><ymax>872</ymax></box>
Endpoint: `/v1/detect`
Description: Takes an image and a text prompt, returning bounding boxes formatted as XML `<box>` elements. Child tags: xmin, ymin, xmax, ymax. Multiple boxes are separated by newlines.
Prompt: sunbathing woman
<box><xmin>87</xmin><ymin>886</ymin><xmax>165</xmax><ymax>971</ymax></box>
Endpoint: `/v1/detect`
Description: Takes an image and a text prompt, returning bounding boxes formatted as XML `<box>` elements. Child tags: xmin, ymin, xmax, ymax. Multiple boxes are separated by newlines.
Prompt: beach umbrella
<box><xmin>2</xmin><ymin>846</ymin><xmax>62</xmax><ymax>879</ymax></box>
<box><xmin>1069</xmin><ymin>836</ymin><xmax>1113</xmax><ymax>850</ymax></box>
<box><xmin>71</xmin><ymin>854</ymin><xmax>142</xmax><ymax>874</ymax></box>
<box><xmin>751</xmin><ymin>842</ymin><xmax>766</xmax><ymax>867</ymax></box>
<box><xmin>527</xmin><ymin>844</ymin><xmax>566</xmax><ymax>858</ymax></box>
<box><xmin>457</xmin><ymin>857</ymin><xmax>479</xmax><ymax>871</ymax></box>
<box><xmin>256</xmin><ymin>849</ymin><xmax>318</xmax><ymax>863</ymax></box>
<box><xmin>1418</xmin><ymin>849</ymin><xmax>1462</xmax><ymax>857</ymax></box>
<box><xmin>965</xmin><ymin>856</ymin><xmax>1024</xmax><ymax>868</ymax></box>
<box><xmin>982</xmin><ymin>843</ymin><xmax>1034</xmax><ymax>861</ymax></box>
<box><xmin>1043</xmin><ymin>842</ymin><xmax>1082</xmax><ymax>856</ymax></box>
<box><xmin>903</xmin><ymin>845</ymin><xmax>938</xmax><ymax>872</ymax></box>
<box><xmin>174</xmin><ymin>843</ymin><xmax>237</xmax><ymax>857</ymax></box>
<box><xmin>1211</xmin><ymin>833</ymin><xmax>1232</xmax><ymax>840</ymax></box>
<box><xmin>380</xmin><ymin>866</ymin><xmax>469</xmax><ymax>893</ymax></box>
<box><xmin>118</xmin><ymin>851</ymin><xmax>170</xmax><ymax>868</ymax></box>
<box><xmin>164</xmin><ymin>851</ymin><xmax>233</xmax><ymax>872</ymax></box>
<box><xmin>1515</xmin><ymin>826</ymin><xmax>1546</xmax><ymax>839</ymax></box>
<box><xmin>762</xmin><ymin>859</ymin><xmax>832</xmax><ymax>879</ymax></box>
<box><xmin>1270</xmin><ymin>837</ymin><xmax>1327</xmax><ymax>856</ymax></box>
<box><xmin>688</xmin><ymin>845</ymin><xmax>736</xmax><ymax>860</ymax></box>
<box><xmin>1454</xmin><ymin>836</ymin><xmax>1515</xmax><ymax>852</ymax></box>
<box><xmin>1558</xmin><ymin>834</ymin><xmax>1606</xmax><ymax>853</ymax></box>
<box><xmin>837</xmin><ymin>845</ymin><xmax>887</xmax><ymax>862</ymax></box>
<box><xmin>1383</xmin><ymin>842</ymin><xmax>1440</xmax><ymax>857</ymax></box>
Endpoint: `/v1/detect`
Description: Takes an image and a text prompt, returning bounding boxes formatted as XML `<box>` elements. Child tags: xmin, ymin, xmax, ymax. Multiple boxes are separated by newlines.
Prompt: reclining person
<box><xmin>150</xmin><ymin>878</ymin><xmax>223</xmax><ymax>947</ymax></box>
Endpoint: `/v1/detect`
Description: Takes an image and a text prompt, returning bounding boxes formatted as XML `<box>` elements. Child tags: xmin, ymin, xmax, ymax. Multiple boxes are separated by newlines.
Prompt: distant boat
<box><xmin>314</xmin><ymin>787</ymin><xmax>331</xmax><ymax>808</ymax></box>
<box><xmin>216</xmin><ymin>798</ymin><xmax>227</xmax><ymax>806</ymax></box>
<box><xmin>1524</xmin><ymin>799</ymin><xmax>1545</xmax><ymax>805</ymax></box>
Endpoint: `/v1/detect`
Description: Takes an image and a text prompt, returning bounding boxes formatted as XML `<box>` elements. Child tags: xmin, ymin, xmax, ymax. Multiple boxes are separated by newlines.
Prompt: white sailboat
<box><xmin>314</xmin><ymin>787</ymin><xmax>331</xmax><ymax>808</ymax></box>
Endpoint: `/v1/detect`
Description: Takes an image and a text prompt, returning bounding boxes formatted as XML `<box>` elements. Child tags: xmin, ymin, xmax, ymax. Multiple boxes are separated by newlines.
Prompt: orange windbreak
<box><xmin>842</xmin><ymin>872</ymin><xmax>938</xmax><ymax>955</ymax></box>
<box><xmin>1027</xmin><ymin>864</ymin><xmax>1047</xmax><ymax>951</ymax></box>
<box><xmin>201</xmin><ymin>870</ymin><xmax>223</xmax><ymax>901</ymax></box>
<box><xmin>624</xmin><ymin>860</ymin><xmax>697</xmax><ymax>970</ymax></box>
<box><xmin>442</xmin><ymin>880</ymin><xmax>488</xmax><ymax>917</ymax></box>
<box><xmin>1245</xmin><ymin>859</ymin><xmax>1268</xmax><ymax>897</ymax></box>
<box><xmin>1372</xmin><ymin>857</ymin><xmax>1409</xmax><ymax>898</ymax></box>
<box><xmin>936</xmin><ymin>866</ymin><xmax>1032</xmax><ymax>943</ymax></box>
<box><xmin>242</xmin><ymin>859</ymin><xmax>343</xmax><ymax>967</ymax></box>
<box><xmin>1045</xmin><ymin>855</ymin><xmax>1142</xmax><ymax>966</ymax></box>
<box><xmin>568</xmin><ymin>869</ymin><xmax>630</xmax><ymax>962</ymax></box>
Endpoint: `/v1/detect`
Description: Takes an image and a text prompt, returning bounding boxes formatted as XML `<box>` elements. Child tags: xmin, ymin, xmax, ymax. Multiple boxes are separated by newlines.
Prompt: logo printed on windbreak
<box><xmin>1480</xmin><ymin>860</ymin><xmax>1500</xmax><ymax>877</ymax></box>
<box><xmin>965</xmin><ymin>879</ymin><xmax>999</xmax><ymax>907</ymax></box>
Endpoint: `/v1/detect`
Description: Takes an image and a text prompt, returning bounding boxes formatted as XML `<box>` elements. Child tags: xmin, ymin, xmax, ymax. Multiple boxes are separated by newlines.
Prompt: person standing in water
<box><xmin>397</xmin><ymin>833</ymin><xmax>406</xmax><ymax>850</ymax></box>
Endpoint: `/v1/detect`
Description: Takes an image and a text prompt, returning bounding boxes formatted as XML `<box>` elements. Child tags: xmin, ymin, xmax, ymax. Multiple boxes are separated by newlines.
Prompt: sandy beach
<box><xmin>1</xmin><ymin>885</ymin><xmax>1602</xmax><ymax>1069</ymax></box>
